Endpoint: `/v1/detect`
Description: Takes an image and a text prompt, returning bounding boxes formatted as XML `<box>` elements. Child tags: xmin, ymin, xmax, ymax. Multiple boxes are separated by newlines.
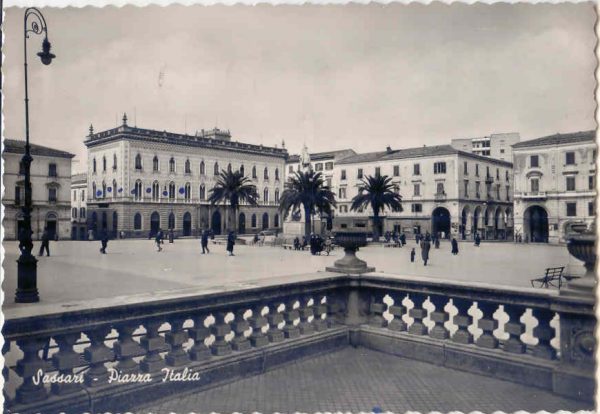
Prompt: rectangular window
<box><xmin>341</xmin><ymin>169</ymin><xmax>347</xmax><ymax>180</ymax></box>
<box><xmin>48</xmin><ymin>188</ymin><xmax>57</xmax><ymax>203</ymax></box>
<box><xmin>496</xmin><ymin>168</ymin><xmax>499</xmax><ymax>180</ymax></box>
<box><xmin>325</xmin><ymin>162</ymin><xmax>334</xmax><ymax>171</ymax></box>
<box><xmin>589</xmin><ymin>175</ymin><xmax>595</xmax><ymax>190</ymax></box>
<box><xmin>15</xmin><ymin>186</ymin><xmax>21</xmax><ymax>205</ymax></box>
<box><xmin>436</xmin><ymin>183</ymin><xmax>445</xmax><ymax>195</ymax></box>
<box><xmin>339</xmin><ymin>188</ymin><xmax>346</xmax><ymax>199</ymax></box>
<box><xmin>315</xmin><ymin>163</ymin><xmax>323</xmax><ymax>171</ymax></box>
<box><xmin>506</xmin><ymin>186</ymin><xmax>510</xmax><ymax>201</ymax></box>
<box><xmin>413</xmin><ymin>163</ymin><xmax>420</xmax><ymax>176</ymax></box>
<box><xmin>589</xmin><ymin>202</ymin><xmax>595</xmax><ymax>216</ymax></box>
<box><xmin>73</xmin><ymin>191</ymin><xmax>76</xmax><ymax>202</ymax></box>
<box><xmin>506</xmin><ymin>170</ymin><xmax>509</xmax><ymax>181</ymax></box>
<box><xmin>475</xmin><ymin>164</ymin><xmax>479</xmax><ymax>176</ymax></box>
<box><xmin>475</xmin><ymin>181</ymin><xmax>481</xmax><ymax>198</ymax></box>
<box><xmin>434</xmin><ymin>162</ymin><xmax>446</xmax><ymax>174</ymax></box>
<box><xmin>463</xmin><ymin>161</ymin><xmax>468</xmax><ymax>175</ymax></box>
<box><xmin>565</xmin><ymin>152</ymin><xmax>576</xmax><ymax>165</ymax></box>
<box><xmin>82</xmin><ymin>190</ymin><xmax>85</xmax><ymax>201</ymax></box>
<box><xmin>393</xmin><ymin>165</ymin><xmax>400</xmax><ymax>176</ymax></box>
<box><xmin>413</xmin><ymin>184</ymin><xmax>420</xmax><ymax>196</ymax></box>
<box><xmin>531</xmin><ymin>178</ymin><xmax>539</xmax><ymax>193</ymax></box>
<box><xmin>80</xmin><ymin>207</ymin><xmax>86</xmax><ymax>218</ymax></box>
<box><xmin>375</xmin><ymin>167</ymin><xmax>381</xmax><ymax>177</ymax></box>
<box><xmin>500</xmin><ymin>149</ymin><xmax>505</xmax><ymax>154</ymax></box>
<box><xmin>411</xmin><ymin>203</ymin><xmax>423</xmax><ymax>213</ymax></box>
<box><xmin>19</xmin><ymin>161</ymin><xmax>26</xmax><ymax>175</ymax></box>
<box><xmin>566</xmin><ymin>176</ymin><xmax>576</xmax><ymax>192</ymax></box>
<box><xmin>357</xmin><ymin>168</ymin><xmax>363</xmax><ymax>179</ymax></box>
<box><xmin>530</xmin><ymin>155</ymin><xmax>539</xmax><ymax>168</ymax></box>
<box><xmin>288</xmin><ymin>165</ymin><xmax>293</xmax><ymax>173</ymax></box>
<box><xmin>48</xmin><ymin>163</ymin><xmax>57</xmax><ymax>177</ymax></box>
<box><xmin>464</xmin><ymin>180</ymin><xmax>469</xmax><ymax>197</ymax></box>
<box><xmin>566</xmin><ymin>202</ymin><xmax>577</xmax><ymax>217</ymax></box>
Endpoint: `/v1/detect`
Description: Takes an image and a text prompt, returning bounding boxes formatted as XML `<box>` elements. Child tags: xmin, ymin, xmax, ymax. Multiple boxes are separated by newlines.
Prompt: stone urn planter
<box><xmin>561</xmin><ymin>223</ymin><xmax>596</xmax><ymax>299</ymax></box>
<box><xmin>326</xmin><ymin>232</ymin><xmax>375</xmax><ymax>274</ymax></box>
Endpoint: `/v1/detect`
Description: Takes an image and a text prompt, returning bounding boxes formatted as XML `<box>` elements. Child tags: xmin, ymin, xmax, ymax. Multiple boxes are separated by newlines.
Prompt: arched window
<box><xmin>185</xmin><ymin>159</ymin><xmax>191</xmax><ymax>174</ymax></box>
<box><xmin>80</xmin><ymin>207</ymin><xmax>86</xmax><ymax>218</ymax></box>
<box><xmin>200</xmin><ymin>161</ymin><xmax>205</xmax><ymax>175</ymax></box>
<box><xmin>274</xmin><ymin>213</ymin><xmax>279</xmax><ymax>227</ymax></box>
<box><xmin>169</xmin><ymin>182</ymin><xmax>175</xmax><ymax>200</ymax></box>
<box><xmin>275</xmin><ymin>189</ymin><xmax>280</xmax><ymax>203</ymax></box>
<box><xmin>262</xmin><ymin>212</ymin><xmax>269</xmax><ymax>230</ymax></box>
<box><xmin>72</xmin><ymin>208</ymin><xmax>77</xmax><ymax>218</ymax></box>
<box><xmin>153</xmin><ymin>156</ymin><xmax>159</xmax><ymax>172</ymax></box>
<box><xmin>113</xmin><ymin>154</ymin><xmax>117</xmax><ymax>170</ymax></box>
<box><xmin>134</xmin><ymin>213</ymin><xmax>142</xmax><ymax>230</ymax></box>
<box><xmin>227</xmin><ymin>163</ymin><xmax>232</xmax><ymax>173</ymax></box>
<box><xmin>263</xmin><ymin>188</ymin><xmax>269</xmax><ymax>203</ymax></box>
<box><xmin>184</xmin><ymin>183</ymin><xmax>191</xmax><ymax>201</ymax></box>
<box><xmin>240</xmin><ymin>165</ymin><xmax>245</xmax><ymax>176</ymax></box>
<box><xmin>199</xmin><ymin>185</ymin><xmax>206</xmax><ymax>200</ymax></box>
<box><xmin>134</xmin><ymin>180</ymin><xmax>143</xmax><ymax>201</ymax></box>
<box><xmin>135</xmin><ymin>154</ymin><xmax>142</xmax><ymax>170</ymax></box>
<box><xmin>168</xmin><ymin>213</ymin><xmax>175</xmax><ymax>229</ymax></box>
<box><xmin>264</xmin><ymin>167</ymin><xmax>269</xmax><ymax>179</ymax></box>
<box><xmin>275</xmin><ymin>168</ymin><xmax>279</xmax><ymax>180</ymax></box>
<box><xmin>152</xmin><ymin>181</ymin><xmax>160</xmax><ymax>201</ymax></box>
<box><xmin>169</xmin><ymin>157</ymin><xmax>176</xmax><ymax>173</ymax></box>
<box><xmin>92</xmin><ymin>182</ymin><xmax>97</xmax><ymax>199</ymax></box>
<box><xmin>102</xmin><ymin>156</ymin><xmax>107</xmax><ymax>172</ymax></box>
<box><xmin>101</xmin><ymin>181</ymin><xmax>106</xmax><ymax>198</ymax></box>
<box><xmin>93</xmin><ymin>158</ymin><xmax>97</xmax><ymax>173</ymax></box>
<box><xmin>214</xmin><ymin>162</ymin><xmax>220</xmax><ymax>176</ymax></box>
<box><xmin>251</xmin><ymin>214</ymin><xmax>257</xmax><ymax>228</ymax></box>
<box><xmin>252</xmin><ymin>166</ymin><xmax>257</xmax><ymax>179</ymax></box>
<box><xmin>112</xmin><ymin>179</ymin><xmax>117</xmax><ymax>199</ymax></box>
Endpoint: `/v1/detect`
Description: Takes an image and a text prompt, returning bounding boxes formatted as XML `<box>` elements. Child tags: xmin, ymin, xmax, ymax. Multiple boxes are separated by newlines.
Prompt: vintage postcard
<box><xmin>0</xmin><ymin>2</ymin><xmax>597</xmax><ymax>413</ymax></box>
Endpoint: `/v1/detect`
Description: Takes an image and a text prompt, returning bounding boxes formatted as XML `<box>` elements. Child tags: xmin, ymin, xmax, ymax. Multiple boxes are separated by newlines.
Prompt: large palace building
<box><xmin>85</xmin><ymin>115</ymin><xmax>287</xmax><ymax>238</ymax></box>
<box><xmin>512</xmin><ymin>130</ymin><xmax>596</xmax><ymax>244</ymax></box>
<box><xmin>331</xmin><ymin>144</ymin><xmax>515</xmax><ymax>240</ymax></box>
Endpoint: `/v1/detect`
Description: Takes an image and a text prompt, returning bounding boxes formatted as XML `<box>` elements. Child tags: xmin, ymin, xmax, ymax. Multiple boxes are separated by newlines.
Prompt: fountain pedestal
<box><xmin>560</xmin><ymin>224</ymin><xmax>596</xmax><ymax>299</ymax></box>
<box><xmin>326</xmin><ymin>232</ymin><xmax>375</xmax><ymax>274</ymax></box>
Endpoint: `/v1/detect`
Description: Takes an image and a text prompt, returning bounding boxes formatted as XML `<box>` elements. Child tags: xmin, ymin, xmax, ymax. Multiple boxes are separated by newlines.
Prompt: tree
<box><xmin>208</xmin><ymin>170</ymin><xmax>259</xmax><ymax>232</ymax></box>
<box><xmin>279</xmin><ymin>170</ymin><xmax>336</xmax><ymax>238</ymax></box>
<box><xmin>350</xmin><ymin>174</ymin><xmax>402</xmax><ymax>241</ymax></box>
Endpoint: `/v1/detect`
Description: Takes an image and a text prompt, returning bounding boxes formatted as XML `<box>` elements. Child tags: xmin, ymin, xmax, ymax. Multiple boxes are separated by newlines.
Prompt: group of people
<box><xmin>291</xmin><ymin>233</ymin><xmax>332</xmax><ymax>256</ymax></box>
<box><xmin>383</xmin><ymin>231</ymin><xmax>407</xmax><ymax>247</ymax></box>
<box><xmin>409</xmin><ymin>232</ymin><xmax>460</xmax><ymax>266</ymax></box>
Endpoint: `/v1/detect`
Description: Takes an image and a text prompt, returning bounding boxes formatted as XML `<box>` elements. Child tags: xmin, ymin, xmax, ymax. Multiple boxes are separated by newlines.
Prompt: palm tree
<box><xmin>208</xmin><ymin>170</ymin><xmax>259</xmax><ymax>232</ymax></box>
<box><xmin>350</xmin><ymin>174</ymin><xmax>402</xmax><ymax>241</ymax></box>
<box><xmin>279</xmin><ymin>170</ymin><xmax>336</xmax><ymax>238</ymax></box>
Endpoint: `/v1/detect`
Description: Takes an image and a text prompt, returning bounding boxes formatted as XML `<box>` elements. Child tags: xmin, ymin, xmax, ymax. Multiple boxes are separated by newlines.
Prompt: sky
<box><xmin>2</xmin><ymin>3</ymin><xmax>597</xmax><ymax>172</ymax></box>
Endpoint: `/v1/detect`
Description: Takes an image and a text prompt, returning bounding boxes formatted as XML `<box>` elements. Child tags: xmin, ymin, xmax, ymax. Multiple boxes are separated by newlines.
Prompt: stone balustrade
<box><xmin>2</xmin><ymin>273</ymin><xmax>595</xmax><ymax>413</ymax></box>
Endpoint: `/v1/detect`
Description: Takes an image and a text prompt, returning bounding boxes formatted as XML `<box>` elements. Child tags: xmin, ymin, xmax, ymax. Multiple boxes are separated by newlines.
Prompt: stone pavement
<box><xmin>134</xmin><ymin>347</ymin><xmax>592</xmax><ymax>413</ymax></box>
<box><xmin>2</xmin><ymin>239</ymin><xmax>581</xmax><ymax>310</ymax></box>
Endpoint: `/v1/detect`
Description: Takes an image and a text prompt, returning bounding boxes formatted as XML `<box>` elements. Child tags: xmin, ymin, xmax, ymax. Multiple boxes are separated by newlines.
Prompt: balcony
<box><xmin>2</xmin><ymin>271</ymin><xmax>594</xmax><ymax>413</ymax></box>
<box><xmin>516</xmin><ymin>191</ymin><xmax>547</xmax><ymax>200</ymax></box>
<box><xmin>434</xmin><ymin>192</ymin><xmax>446</xmax><ymax>201</ymax></box>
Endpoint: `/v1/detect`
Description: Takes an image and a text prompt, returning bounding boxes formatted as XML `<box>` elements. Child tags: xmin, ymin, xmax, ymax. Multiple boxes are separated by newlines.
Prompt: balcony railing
<box><xmin>516</xmin><ymin>191</ymin><xmax>547</xmax><ymax>199</ymax></box>
<box><xmin>434</xmin><ymin>192</ymin><xmax>446</xmax><ymax>200</ymax></box>
<box><xmin>2</xmin><ymin>273</ymin><xmax>595</xmax><ymax>413</ymax></box>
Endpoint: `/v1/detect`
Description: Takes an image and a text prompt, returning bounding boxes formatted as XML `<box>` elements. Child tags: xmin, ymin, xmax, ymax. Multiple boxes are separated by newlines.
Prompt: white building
<box><xmin>451</xmin><ymin>132</ymin><xmax>520</xmax><ymax>162</ymax></box>
<box><xmin>70</xmin><ymin>173</ymin><xmax>88</xmax><ymax>240</ymax></box>
<box><xmin>85</xmin><ymin>115</ymin><xmax>287</xmax><ymax>238</ymax></box>
<box><xmin>333</xmin><ymin>144</ymin><xmax>514</xmax><ymax>240</ymax></box>
<box><xmin>2</xmin><ymin>139</ymin><xmax>75</xmax><ymax>240</ymax></box>
<box><xmin>512</xmin><ymin>130</ymin><xmax>596</xmax><ymax>244</ymax></box>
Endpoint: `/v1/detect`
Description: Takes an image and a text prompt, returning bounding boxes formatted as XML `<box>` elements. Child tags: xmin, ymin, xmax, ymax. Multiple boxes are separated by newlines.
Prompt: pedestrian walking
<box><xmin>168</xmin><ymin>228</ymin><xmax>174</xmax><ymax>244</ymax></box>
<box><xmin>400</xmin><ymin>233</ymin><xmax>406</xmax><ymax>246</ymax></box>
<box><xmin>201</xmin><ymin>229</ymin><xmax>210</xmax><ymax>254</ymax></box>
<box><xmin>155</xmin><ymin>228</ymin><xmax>164</xmax><ymax>252</ymax></box>
<box><xmin>100</xmin><ymin>231</ymin><xmax>109</xmax><ymax>254</ymax></box>
<box><xmin>410</xmin><ymin>247</ymin><xmax>416</xmax><ymax>263</ymax></box>
<box><xmin>434</xmin><ymin>237</ymin><xmax>440</xmax><ymax>249</ymax></box>
<box><xmin>38</xmin><ymin>228</ymin><xmax>51</xmax><ymax>257</ymax></box>
<box><xmin>226</xmin><ymin>230</ymin><xmax>236</xmax><ymax>256</ymax></box>
<box><xmin>293</xmin><ymin>236</ymin><xmax>300</xmax><ymax>251</ymax></box>
<box><xmin>474</xmin><ymin>232</ymin><xmax>481</xmax><ymax>247</ymax></box>
<box><xmin>421</xmin><ymin>237</ymin><xmax>431</xmax><ymax>266</ymax></box>
<box><xmin>451</xmin><ymin>238</ymin><xmax>459</xmax><ymax>255</ymax></box>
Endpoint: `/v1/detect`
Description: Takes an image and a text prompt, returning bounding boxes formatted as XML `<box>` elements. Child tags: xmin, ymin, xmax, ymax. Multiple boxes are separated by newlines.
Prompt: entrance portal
<box><xmin>183</xmin><ymin>212</ymin><xmax>192</xmax><ymax>236</ymax></box>
<box><xmin>46</xmin><ymin>213</ymin><xmax>58</xmax><ymax>239</ymax></box>
<box><xmin>211</xmin><ymin>211</ymin><xmax>222</xmax><ymax>235</ymax></box>
<box><xmin>524</xmin><ymin>206</ymin><xmax>549</xmax><ymax>243</ymax></box>
<box><xmin>431</xmin><ymin>207</ymin><xmax>451</xmax><ymax>238</ymax></box>
<box><xmin>238</xmin><ymin>213</ymin><xmax>246</xmax><ymax>234</ymax></box>
<box><xmin>150</xmin><ymin>212</ymin><xmax>160</xmax><ymax>236</ymax></box>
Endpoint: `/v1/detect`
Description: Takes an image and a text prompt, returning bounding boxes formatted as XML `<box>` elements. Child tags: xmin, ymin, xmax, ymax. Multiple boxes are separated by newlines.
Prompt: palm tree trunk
<box><xmin>372</xmin><ymin>210</ymin><xmax>380</xmax><ymax>242</ymax></box>
<box><xmin>232</xmin><ymin>206</ymin><xmax>237</xmax><ymax>233</ymax></box>
<box><xmin>304</xmin><ymin>205</ymin><xmax>312</xmax><ymax>238</ymax></box>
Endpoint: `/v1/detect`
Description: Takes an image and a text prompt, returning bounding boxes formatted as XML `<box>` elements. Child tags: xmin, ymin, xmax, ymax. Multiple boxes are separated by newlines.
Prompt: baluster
<box><xmin>388</xmin><ymin>292</ymin><xmax>407</xmax><ymax>331</ymax></box>
<box><xmin>267</xmin><ymin>302</ymin><xmax>285</xmax><ymax>343</ymax></box>
<box><xmin>249</xmin><ymin>305</ymin><xmax>269</xmax><ymax>347</ymax></box>
<box><xmin>451</xmin><ymin>298</ymin><xmax>473</xmax><ymax>344</ymax></box>
<box><xmin>189</xmin><ymin>314</ymin><xmax>212</xmax><ymax>359</ymax></box>
<box><xmin>84</xmin><ymin>327</ymin><xmax>114</xmax><ymax>386</ymax></box>
<box><xmin>476</xmin><ymin>301</ymin><xmax>499</xmax><ymax>349</ymax></box>
<box><xmin>326</xmin><ymin>296</ymin><xmax>341</xmax><ymax>328</ymax></box>
<box><xmin>114</xmin><ymin>323</ymin><xmax>144</xmax><ymax>374</ymax></box>
<box><xmin>408</xmin><ymin>293</ymin><xmax>428</xmax><ymax>335</ymax></box>
<box><xmin>165</xmin><ymin>317</ymin><xmax>190</xmax><ymax>366</ymax></box>
<box><xmin>210</xmin><ymin>311</ymin><xmax>233</xmax><ymax>356</ymax></box>
<box><xmin>230</xmin><ymin>309</ymin><xmax>252</xmax><ymax>352</ymax></box>
<box><xmin>15</xmin><ymin>338</ymin><xmax>48</xmax><ymax>404</ymax></box>
<box><xmin>313</xmin><ymin>296</ymin><xmax>328</xmax><ymax>332</ymax></box>
<box><xmin>51</xmin><ymin>333</ymin><xmax>82</xmax><ymax>395</ymax></box>
<box><xmin>298</xmin><ymin>296</ymin><xmax>315</xmax><ymax>335</ymax></box>
<box><xmin>532</xmin><ymin>308</ymin><xmax>557</xmax><ymax>359</ymax></box>
<box><xmin>369</xmin><ymin>293</ymin><xmax>386</xmax><ymax>328</ymax></box>
<box><xmin>140</xmin><ymin>320</ymin><xmax>167</xmax><ymax>372</ymax></box>
<box><xmin>3</xmin><ymin>341</ymin><xmax>13</xmax><ymax>408</ymax></box>
<box><xmin>503</xmin><ymin>305</ymin><xmax>526</xmax><ymax>354</ymax></box>
<box><xmin>429</xmin><ymin>295</ymin><xmax>450</xmax><ymax>340</ymax></box>
<box><xmin>283</xmin><ymin>298</ymin><xmax>300</xmax><ymax>339</ymax></box>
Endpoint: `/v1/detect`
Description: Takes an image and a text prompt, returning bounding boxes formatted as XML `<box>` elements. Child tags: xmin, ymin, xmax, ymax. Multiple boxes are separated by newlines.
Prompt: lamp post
<box><xmin>15</xmin><ymin>8</ymin><xmax>56</xmax><ymax>303</ymax></box>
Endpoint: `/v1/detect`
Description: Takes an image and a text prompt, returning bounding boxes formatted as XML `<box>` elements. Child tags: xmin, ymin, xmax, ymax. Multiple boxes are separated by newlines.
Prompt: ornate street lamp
<box><xmin>15</xmin><ymin>8</ymin><xmax>56</xmax><ymax>303</ymax></box>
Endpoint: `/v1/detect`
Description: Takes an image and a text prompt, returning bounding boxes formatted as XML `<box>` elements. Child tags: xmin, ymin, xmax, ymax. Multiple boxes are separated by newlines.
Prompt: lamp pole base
<box><xmin>15</xmin><ymin>254</ymin><xmax>39</xmax><ymax>303</ymax></box>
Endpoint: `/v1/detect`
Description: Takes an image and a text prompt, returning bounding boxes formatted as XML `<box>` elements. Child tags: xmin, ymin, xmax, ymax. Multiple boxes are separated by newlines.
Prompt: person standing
<box><xmin>410</xmin><ymin>247</ymin><xmax>416</xmax><ymax>263</ymax></box>
<box><xmin>38</xmin><ymin>228</ymin><xmax>50</xmax><ymax>257</ymax></box>
<box><xmin>434</xmin><ymin>236</ymin><xmax>440</xmax><ymax>249</ymax></box>
<box><xmin>201</xmin><ymin>229</ymin><xmax>210</xmax><ymax>254</ymax></box>
<box><xmin>100</xmin><ymin>231</ymin><xmax>109</xmax><ymax>254</ymax></box>
<box><xmin>226</xmin><ymin>230</ymin><xmax>236</xmax><ymax>256</ymax></box>
<box><xmin>474</xmin><ymin>232</ymin><xmax>481</xmax><ymax>247</ymax></box>
<box><xmin>400</xmin><ymin>233</ymin><xmax>406</xmax><ymax>246</ymax></box>
<box><xmin>451</xmin><ymin>238</ymin><xmax>459</xmax><ymax>255</ymax></box>
<box><xmin>421</xmin><ymin>236</ymin><xmax>431</xmax><ymax>266</ymax></box>
<box><xmin>168</xmin><ymin>228</ymin><xmax>174</xmax><ymax>244</ymax></box>
<box><xmin>155</xmin><ymin>228</ymin><xmax>164</xmax><ymax>252</ymax></box>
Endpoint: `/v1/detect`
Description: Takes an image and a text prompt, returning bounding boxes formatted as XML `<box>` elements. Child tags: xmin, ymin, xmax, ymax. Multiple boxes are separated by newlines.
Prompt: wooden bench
<box><xmin>530</xmin><ymin>266</ymin><xmax>572</xmax><ymax>288</ymax></box>
<box><xmin>282</xmin><ymin>244</ymin><xmax>295</xmax><ymax>250</ymax></box>
<box><xmin>211</xmin><ymin>239</ymin><xmax>227</xmax><ymax>245</ymax></box>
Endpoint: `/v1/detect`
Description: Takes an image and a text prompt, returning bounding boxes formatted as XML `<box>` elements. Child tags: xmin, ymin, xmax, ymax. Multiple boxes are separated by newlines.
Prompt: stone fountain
<box><xmin>326</xmin><ymin>232</ymin><xmax>375</xmax><ymax>274</ymax></box>
<box><xmin>560</xmin><ymin>222</ymin><xmax>597</xmax><ymax>299</ymax></box>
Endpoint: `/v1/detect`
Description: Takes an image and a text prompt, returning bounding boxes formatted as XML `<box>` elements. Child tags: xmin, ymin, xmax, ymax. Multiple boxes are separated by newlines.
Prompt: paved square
<box><xmin>2</xmin><ymin>239</ymin><xmax>581</xmax><ymax>311</ymax></box>
<box><xmin>134</xmin><ymin>347</ymin><xmax>592</xmax><ymax>413</ymax></box>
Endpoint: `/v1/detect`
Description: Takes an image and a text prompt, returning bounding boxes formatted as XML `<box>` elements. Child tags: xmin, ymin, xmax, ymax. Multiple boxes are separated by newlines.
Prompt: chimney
<box><xmin>386</xmin><ymin>146</ymin><xmax>392</xmax><ymax>154</ymax></box>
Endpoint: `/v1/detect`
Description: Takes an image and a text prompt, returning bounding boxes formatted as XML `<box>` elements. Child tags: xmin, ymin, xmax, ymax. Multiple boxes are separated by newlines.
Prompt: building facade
<box><xmin>451</xmin><ymin>132</ymin><xmax>520</xmax><ymax>162</ymax></box>
<box><xmin>2</xmin><ymin>139</ymin><xmax>75</xmax><ymax>240</ymax></box>
<box><xmin>70</xmin><ymin>173</ymin><xmax>88</xmax><ymax>240</ymax></box>
<box><xmin>512</xmin><ymin>130</ymin><xmax>596</xmax><ymax>244</ymax></box>
<box><xmin>85</xmin><ymin>116</ymin><xmax>287</xmax><ymax>238</ymax></box>
<box><xmin>332</xmin><ymin>145</ymin><xmax>514</xmax><ymax>240</ymax></box>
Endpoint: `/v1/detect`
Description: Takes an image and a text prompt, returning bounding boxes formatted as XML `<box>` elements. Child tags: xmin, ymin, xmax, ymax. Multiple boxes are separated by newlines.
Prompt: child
<box><xmin>410</xmin><ymin>248</ymin><xmax>416</xmax><ymax>263</ymax></box>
